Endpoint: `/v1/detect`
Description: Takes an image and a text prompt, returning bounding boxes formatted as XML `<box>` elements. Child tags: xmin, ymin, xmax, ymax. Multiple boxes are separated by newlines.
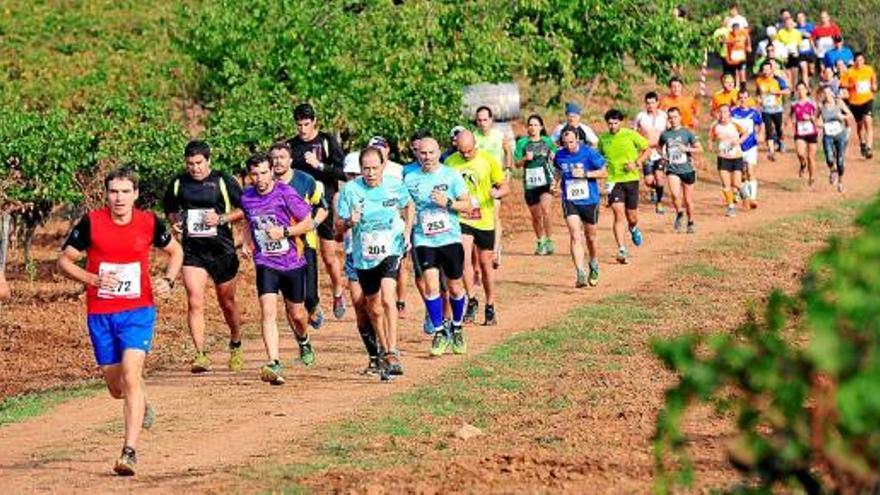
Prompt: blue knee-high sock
<box><xmin>424</xmin><ymin>295</ymin><xmax>444</xmax><ymax>332</ymax></box>
<box><xmin>450</xmin><ymin>294</ymin><xmax>467</xmax><ymax>327</ymax></box>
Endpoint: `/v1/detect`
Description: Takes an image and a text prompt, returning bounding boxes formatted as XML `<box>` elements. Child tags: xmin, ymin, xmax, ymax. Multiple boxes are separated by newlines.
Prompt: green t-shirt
<box><xmin>598</xmin><ymin>128</ymin><xmax>648</xmax><ymax>183</ymax></box>
<box><xmin>514</xmin><ymin>136</ymin><xmax>556</xmax><ymax>190</ymax></box>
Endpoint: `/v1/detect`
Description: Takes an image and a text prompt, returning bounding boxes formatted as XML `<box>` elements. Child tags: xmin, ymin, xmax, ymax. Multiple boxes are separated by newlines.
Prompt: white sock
<box><xmin>751</xmin><ymin>180</ymin><xmax>758</xmax><ymax>200</ymax></box>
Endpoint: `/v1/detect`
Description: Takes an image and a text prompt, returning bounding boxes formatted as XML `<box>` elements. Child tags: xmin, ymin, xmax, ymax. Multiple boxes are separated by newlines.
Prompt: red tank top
<box><xmin>85</xmin><ymin>208</ymin><xmax>156</xmax><ymax>314</ymax></box>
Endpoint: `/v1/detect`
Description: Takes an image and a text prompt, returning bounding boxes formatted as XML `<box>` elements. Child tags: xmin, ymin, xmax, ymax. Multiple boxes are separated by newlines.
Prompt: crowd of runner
<box><xmin>23</xmin><ymin>5</ymin><xmax>874</xmax><ymax>476</ymax></box>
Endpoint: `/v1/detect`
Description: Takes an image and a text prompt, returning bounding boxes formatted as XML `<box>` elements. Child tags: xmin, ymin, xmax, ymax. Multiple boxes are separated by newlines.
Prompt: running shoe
<box><xmin>298</xmin><ymin>339</ymin><xmax>315</xmax><ymax>367</ymax></box>
<box><xmin>575</xmin><ymin>269</ymin><xmax>588</xmax><ymax>288</ymax></box>
<box><xmin>451</xmin><ymin>326</ymin><xmax>467</xmax><ymax>355</ymax></box>
<box><xmin>228</xmin><ymin>345</ymin><xmax>244</xmax><ymax>372</ymax></box>
<box><xmin>860</xmin><ymin>142</ymin><xmax>868</xmax><ymax>158</ymax></box>
<box><xmin>655</xmin><ymin>203</ymin><xmax>665</xmax><ymax>214</ymax></box>
<box><xmin>779</xmin><ymin>141</ymin><xmax>786</xmax><ymax>153</ymax></box>
<box><xmin>534</xmin><ymin>239</ymin><xmax>545</xmax><ymax>255</ymax></box>
<box><xmin>630</xmin><ymin>226</ymin><xmax>643</xmax><ymax>247</ymax></box>
<box><xmin>686</xmin><ymin>222</ymin><xmax>695</xmax><ymax>234</ymax></box>
<box><xmin>673</xmin><ymin>212</ymin><xmax>685</xmax><ymax>233</ymax></box>
<box><xmin>142</xmin><ymin>403</ymin><xmax>156</xmax><ymax>430</ymax></box>
<box><xmin>332</xmin><ymin>294</ymin><xmax>347</xmax><ymax>319</ymax></box>
<box><xmin>430</xmin><ymin>333</ymin><xmax>450</xmax><ymax>357</ymax></box>
<box><xmin>867</xmin><ymin>148</ymin><xmax>874</xmax><ymax>159</ymax></box>
<box><xmin>616</xmin><ymin>247</ymin><xmax>628</xmax><ymax>265</ymax></box>
<box><xmin>829</xmin><ymin>170</ymin><xmax>838</xmax><ymax>185</ymax></box>
<box><xmin>588</xmin><ymin>262</ymin><xmax>599</xmax><ymax>287</ymax></box>
<box><xmin>545</xmin><ymin>239</ymin><xmax>555</xmax><ymax>255</ymax></box>
<box><xmin>422</xmin><ymin>312</ymin><xmax>435</xmax><ymax>335</ymax></box>
<box><xmin>260</xmin><ymin>361</ymin><xmax>285</xmax><ymax>385</ymax></box>
<box><xmin>838</xmin><ymin>182</ymin><xmax>845</xmax><ymax>193</ymax></box>
<box><xmin>190</xmin><ymin>352</ymin><xmax>212</xmax><ymax>373</ymax></box>
<box><xmin>768</xmin><ymin>152</ymin><xmax>776</xmax><ymax>162</ymax></box>
<box><xmin>363</xmin><ymin>356</ymin><xmax>381</xmax><ymax>376</ymax></box>
<box><xmin>396</xmin><ymin>301</ymin><xmax>407</xmax><ymax>319</ymax></box>
<box><xmin>726</xmin><ymin>205</ymin><xmax>736</xmax><ymax>217</ymax></box>
<box><xmin>309</xmin><ymin>306</ymin><xmax>325</xmax><ymax>330</ymax></box>
<box><xmin>113</xmin><ymin>446</ymin><xmax>137</xmax><ymax>476</ymax></box>
<box><xmin>385</xmin><ymin>351</ymin><xmax>403</xmax><ymax>376</ymax></box>
<box><xmin>484</xmin><ymin>304</ymin><xmax>497</xmax><ymax>326</ymax></box>
<box><xmin>464</xmin><ymin>297</ymin><xmax>478</xmax><ymax>324</ymax></box>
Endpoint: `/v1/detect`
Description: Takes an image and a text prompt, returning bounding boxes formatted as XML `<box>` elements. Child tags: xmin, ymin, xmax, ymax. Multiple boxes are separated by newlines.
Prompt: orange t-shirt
<box><xmin>711</xmin><ymin>89</ymin><xmax>739</xmax><ymax>114</ymax></box>
<box><xmin>660</xmin><ymin>94</ymin><xmax>699</xmax><ymax>129</ymax></box>
<box><xmin>725</xmin><ymin>31</ymin><xmax>749</xmax><ymax>65</ymax></box>
<box><xmin>842</xmin><ymin>66</ymin><xmax>877</xmax><ymax>106</ymax></box>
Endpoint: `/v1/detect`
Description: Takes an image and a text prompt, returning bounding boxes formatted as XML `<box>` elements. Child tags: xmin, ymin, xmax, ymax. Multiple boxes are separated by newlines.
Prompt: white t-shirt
<box><xmin>756</xmin><ymin>39</ymin><xmax>789</xmax><ymax>61</ymax></box>
<box><xmin>724</xmin><ymin>14</ymin><xmax>749</xmax><ymax>30</ymax></box>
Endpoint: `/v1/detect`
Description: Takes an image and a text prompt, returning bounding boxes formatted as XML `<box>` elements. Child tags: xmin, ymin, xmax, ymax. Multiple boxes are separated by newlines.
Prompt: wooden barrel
<box><xmin>461</xmin><ymin>82</ymin><xmax>521</xmax><ymax>122</ymax></box>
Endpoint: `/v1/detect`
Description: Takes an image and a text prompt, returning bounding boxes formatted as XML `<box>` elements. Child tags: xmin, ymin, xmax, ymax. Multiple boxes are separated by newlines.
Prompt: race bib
<box><xmin>856</xmin><ymin>80</ymin><xmax>872</xmax><ymax>94</ymax></box>
<box><xmin>524</xmin><ymin>167</ymin><xmax>548</xmax><ymax>189</ymax></box>
<box><xmin>185</xmin><ymin>209</ymin><xmax>217</xmax><ymax>238</ymax></box>
<box><xmin>255</xmin><ymin>230</ymin><xmax>290</xmax><ymax>256</ymax></box>
<box><xmin>762</xmin><ymin>94</ymin><xmax>777</xmax><ymax>107</ymax></box>
<box><xmin>361</xmin><ymin>230</ymin><xmax>393</xmax><ymax>261</ymax></box>
<box><xmin>719</xmin><ymin>141</ymin><xmax>739</xmax><ymax>157</ymax></box>
<box><xmin>799</xmin><ymin>39</ymin><xmax>812</xmax><ymax>53</ymax></box>
<box><xmin>421</xmin><ymin>209</ymin><xmax>450</xmax><ymax>236</ymax></box>
<box><xmin>465</xmin><ymin>197</ymin><xmax>482</xmax><ymax>220</ymax></box>
<box><xmin>668</xmin><ymin>145</ymin><xmax>687</xmax><ymax>165</ymax></box>
<box><xmin>565</xmin><ymin>179</ymin><xmax>590</xmax><ymax>201</ymax></box>
<box><xmin>817</xmin><ymin>37</ymin><xmax>833</xmax><ymax>55</ymax></box>
<box><xmin>97</xmin><ymin>262</ymin><xmax>141</xmax><ymax>299</ymax></box>
<box><xmin>797</xmin><ymin>120</ymin><xmax>816</xmax><ymax>135</ymax></box>
<box><xmin>730</xmin><ymin>49</ymin><xmax>746</xmax><ymax>62</ymax></box>
<box><xmin>823</xmin><ymin>120</ymin><xmax>844</xmax><ymax>136</ymax></box>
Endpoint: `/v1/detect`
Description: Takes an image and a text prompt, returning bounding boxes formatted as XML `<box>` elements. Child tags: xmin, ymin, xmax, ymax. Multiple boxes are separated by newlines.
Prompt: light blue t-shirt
<box><xmin>404</xmin><ymin>165</ymin><xmax>466</xmax><ymax>248</ymax></box>
<box><xmin>337</xmin><ymin>176</ymin><xmax>410</xmax><ymax>270</ymax></box>
<box><xmin>553</xmin><ymin>145</ymin><xmax>605</xmax><ymax>206</ymax></box>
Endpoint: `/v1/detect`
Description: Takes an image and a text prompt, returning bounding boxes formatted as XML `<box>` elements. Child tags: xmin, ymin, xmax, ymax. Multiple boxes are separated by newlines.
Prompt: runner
<box><xmin>818</xmin><ymin>86</ymin><xmax>854</xmax><ymax>193</ymax></box>
<box><xmin>777</xmin><ymin>16</ymin><xmax>804</xmax><ymax>85</ymax></box>
<box><xmin>722</xmin><ymin>4</ymin><xmax>749</xmax><ymax>32</ymax></box>
<box><xmin>403</xmin><ymin>138</ymin><xmax>471</xmax><ymax>357</ymax></box>
<box><xmin>446</xmin><ymin>131</ymin><xmax>509</xmax><ymax>325</ymax></box>
<box><xmin>550</xmin><ymin>102</ymin><xmax>599</xmax><ymax>146</ymax></box>
<box><xmin>823</xmin><ymin>36</ymin><xmax>854</xmax><ymax>70</ymax></box>
<box><xmin>659</xmin><ymin>78</ymin><xmax>700</xmax><ymax>130</ymax></box>
<box><xmin>441</xmin><ymin>126</ymin><xmax>466</xmax><ymax>163</ymax></box>
<box><xmin>723</xmin><ymin>22</ymin><xmax>751</xmax><ymax>87</ymax></box>
<box><xmin>791</xmin><ymin>81</ymin><xmax>820</xmax><ymax>186</ymax></box>
<box><xmin>474</xmin><ymin>106</ymin><xmax>512</xmax><ymax>269</ymax></box>
<box><xmin>811</xmin><ymin>10</ymin><xmax>842</xmax><ymax>74</ymax></box>
<box><xmin>162</xmin><ymin>141</ymin><xmax>244</xmax><ymax>373</ymax></box>
<box><xmin>287</xmin><ymin>103</ymin><xmax>348</xmax><ymax>319</ymax></box>
<box><xmin>840</xmin><ymin>53</ymin><xmax>877</xmax><ymax>159</ymax></box>
<box><xmin>756</xmin><ymin>61</ymin><xmax>791</xmax><ymax>161</ymax></box>
<box><xmin>753</xmin><ymin>43</ymin><xmax>788</xmax><ymax>80</ymax></box>
<box><xmin>659</xmin><ymin>107</ymin><xmax>703</xmax><ymax>233</ymax></box>
<box><xmin>338</xmin><ymin>147</ymin><xmax>413</xmax><ymax>380</ymax></box>
<box><xmin>711</xmin><ymin>74</ymin><xmax>740</xmax><ymax>117</ymax></box>
<box><xmin>708</xmin><ymin>104</ymin><xmax>748</xmax><ymax>217</ymax></box>
<box><xmin>58</xmin><ymin>167</ymin><xmax>183</xmax><ymax>476</ymax></box>
<box><xmin>554</xmin><ymin>127</ymin><xmax>606</xmax><ymax>287</ymax></box>
<box><xmin>756</xmin><ymin>26</ymin><xmax>788</xmax><ymax>67</ymax></box>
<box><xmin>240</xmin><ymin>153</ymin><xmax>317</xmax><ymax>386</ymax></box>
<box><xmin>796</xmin><ymin>11</ymin><xmax>816</xmax><ymax>82</ymax></box>
<box><xmin>632</xmin><ymin>92</ymin><xmax>669</xmax><ymax>213</ymax></box>
<box><xmin>269</xmin><ymin>141</ymin><xmax>329</xmax><ymax>329</ymax></box>
<box><xmin>731</xmin><ymin>88</ymin><xmax>764</xmax><ymax>209</ymax></box>
<box><xmin>514</xmin><ymin>114</ymin><xmax>556</xmax><ymax>255</ymax></box>
<box><xmin>598</xmin><ymin>108</ymin><xmax>652</xmax><ymax>265</ymax></box>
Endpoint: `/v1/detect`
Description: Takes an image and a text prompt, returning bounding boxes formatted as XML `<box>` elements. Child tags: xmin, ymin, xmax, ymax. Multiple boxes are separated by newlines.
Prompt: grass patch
<box><xmin>680</xmin><ymin>262</ymin><xmax>726</xmax><ymax>278</ymax></box>
<box><xmin>0</xmin><ymin>382</ymin><xmax>103</xmax><ymax>427</ymax></box>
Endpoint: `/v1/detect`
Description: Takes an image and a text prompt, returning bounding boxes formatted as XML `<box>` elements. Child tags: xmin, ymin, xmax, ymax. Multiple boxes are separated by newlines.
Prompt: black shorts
<box><xmin>415</xmin><ymin>243</ymin><xmax>464</xmax><ymax>280</ymax></box>
<box><xmin>461</xmin><ymin>224</ymin><xmax>495</xmax><ymax>251</ymax></box>
<box><xmin>304</xmin><ymin>247</ymin><xmax>319</xmax><ymax>312</ymax></box>
<box><xmin>796</xmin><ymin>133</ymin><xmax>818</xmax><ymax>144</ymax></box>
<box><xmin>524</xmin><ymin>185</ymin><xmax>551</xmax><ymax>206</ymax></box>
<box><xmin>356</xmin><ymin>256</ymin><xmax>401</xmax><ymax>296</ymax></box>
<box><xmin>717</xmin><ymin>157</ymin><xmax>744</xmax><ymax>172</ymax></box>
<box><xmin>800</xmin><ymin>52</ymin><xmax>816</xmax><ymax>64</ymax></box>
<box><xmin>183</xmin><ymin>250</ymin><xmax>239</xmax><ymax>285</ymax></box>
<box><xmin>316</xmin><ymin>215</ymin><xmax>336</xmax><ymax>241</ymax></box>
<box><xmin>850</xmin><ymin>100</ymin><xmax>875</xmax><ymax>123</ymax></box>
<box><xmin>256</xmin><ymin>265</ymin><xmax>306</xmax><ymax>303</ymax></box>
<box><xmin>785</xmin><ymin>56</ymin><xmax>801</xmax><ymax>69</ymax></box>
<box><xmin>643</xmin><ymin>159</ymin><xmax>665</xmax><ymax>176</ymax></box>
<box><xmin>667</xmin><ymin>170</ymin><xmax>697</xmax><ymax>185</ymax></box>
<box><xmin>723</xmin><ymin>61</ymin><xmax>746</xmax><ymax>74</ymax></box>
<box><xmin>562</xmin><ymin>201</ymin><xmax>599</xmax><ymax>225</ymax></box>
<box><xmin>607</xmin><ymin>181</ymin><xmax>640</xmax><ymax>210</ymax></box>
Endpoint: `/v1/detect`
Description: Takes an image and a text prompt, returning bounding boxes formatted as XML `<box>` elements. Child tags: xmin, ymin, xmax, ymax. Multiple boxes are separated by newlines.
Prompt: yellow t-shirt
<box><xmin>842</xmin><ymin>66</ymin><xmax>877</xmax><ymax>106</ymax></box>
<box><xmin>711</xmin><ymin>89</ymin><xmax>739</xmax><ymax>113</ymax></box>
<box><xmin>474</xmin><ymin>128</ymin><xmax>506</xmax><ymax>168</ymax></box>
<box><xmin>445</xmin><ymin>150</ymin><xmax>505</xmax><ymax>231</ymax></box>
<box><xmin>776</xmin><ymin>28</ymin><xmax>802</xmax><ymax>54</ymax></box>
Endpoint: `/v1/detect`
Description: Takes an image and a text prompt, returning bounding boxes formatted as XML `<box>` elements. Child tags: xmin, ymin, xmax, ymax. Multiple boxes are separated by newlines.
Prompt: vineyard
<box><xmin>0</xmin><ymin>1</ymin><xmax>879</xmax><ymax>493</ymax></box>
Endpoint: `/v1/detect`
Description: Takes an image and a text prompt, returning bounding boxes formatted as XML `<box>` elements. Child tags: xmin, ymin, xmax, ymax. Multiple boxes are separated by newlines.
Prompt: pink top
<box><xmin>791</xmin><ymin>99</ymin><xmax>818</xmax><ymax>137</ymax></box>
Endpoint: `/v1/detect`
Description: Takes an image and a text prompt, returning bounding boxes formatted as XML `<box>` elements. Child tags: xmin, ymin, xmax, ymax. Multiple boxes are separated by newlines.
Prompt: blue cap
<box><xmin>565</xmin><ymin>102</ymin><xmax>582</xmax><ymax>115</ymax></box>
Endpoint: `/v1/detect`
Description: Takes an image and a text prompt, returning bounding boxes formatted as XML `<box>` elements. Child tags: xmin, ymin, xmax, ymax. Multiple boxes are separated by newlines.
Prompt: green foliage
<box><xmin>653</xmin><ymin>196</ymin><xmax>880</xmax><ymax>493</ymax></box>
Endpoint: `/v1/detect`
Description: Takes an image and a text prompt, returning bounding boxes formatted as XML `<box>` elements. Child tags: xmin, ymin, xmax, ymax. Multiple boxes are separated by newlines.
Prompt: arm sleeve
<box><xmin>451</xmin><ymin>173</ymin><xmax>467</xmax><ymax>200</ymax></box>
<box><xmin>396</xmin><ymin>181</ymin><xmax>410</xmax><ymax>209</ymax></box>
<box><xmin>590</xmin><ymin>149</ymin><xmax>606</xmax><ymax>170</ymax></box>
<box><xmin>321</xmin><ymin>134</ymin><xmax>347</xmax><ymax>182</ymax></box>
<box><xmin>544</xmin><ymin>136</ymin><xmax>558</xmax><ymax>153</ymax></box>
<box><xmin>162</xmin><ymin>179</ymin><xmax>179</xmax><ymax>215</ymax></box>
<box><xmin>634</xmin><ymin>131</ymin><xmax>649</xmax><ymax>151</ymax></box>
<box><xmin>581</xmin><ymin>124</ymin><xmax>599</xmax><ymax>146</ymax></box>
<box><xmin>223</xmin><ymin>173</ymin><xmax>244</xmax><ymax>208</ymax></box>
<box><xmin>288</xmin><ymin>191</ymin><xmax>312</xmax><ymax>223</ymax></box>
<box><xmin>336</xmin><ymin>186</ymin><xmax>351</xmax><ymax>221</ymax></box>
<box><xmin>488</xmin><ymin>155</ymin><xmax>505</xmax><ymax>185</ymax></box>
<box><xmin>513</xmin><ymin>138</ymin><xmax>526</xmax><ymax>161</ymax></box>
<box><xmin>313</xmin><ymin>181</ymin><xmax>329</xmax><ymax>210</ymax></box>
<box><xmin>62</xmin><ymin>216</ymin><xmax>91</xmax><ymax>252</ymax></box>
<box><xmin>152</xmin><ymin>214</ymin><xmax>173</xmax><ymax>248</ymax></box>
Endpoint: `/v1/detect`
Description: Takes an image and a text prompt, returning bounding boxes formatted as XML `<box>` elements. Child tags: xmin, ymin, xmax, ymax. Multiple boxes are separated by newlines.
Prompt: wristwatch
<box><xmin>283</xmin><ymin>226</ymin><xmax>291</xmax><ymax>238</ymax></box>
<box><xmin>445</xmin><ymin>198</ymin><xmax>453</xmax><ymax>209</ymax></box>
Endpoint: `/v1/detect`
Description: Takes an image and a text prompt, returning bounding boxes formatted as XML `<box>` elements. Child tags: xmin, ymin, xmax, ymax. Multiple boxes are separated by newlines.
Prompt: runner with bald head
<box><xmin>404</xmin><ymin>138</ymin><xmax>471</xmax><ymax>357</ymax></box>
<box><xmin>445</xmin><ymin>130</ymin><xmax>509</xmax><ymax>326</ymax></box>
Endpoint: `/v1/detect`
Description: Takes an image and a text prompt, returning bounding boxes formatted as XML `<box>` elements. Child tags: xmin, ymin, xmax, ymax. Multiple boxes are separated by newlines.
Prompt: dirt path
<box><xmin>0</xmin><ymin>148</ymin><xmax>876</xmax><ymax>493</ymax></box>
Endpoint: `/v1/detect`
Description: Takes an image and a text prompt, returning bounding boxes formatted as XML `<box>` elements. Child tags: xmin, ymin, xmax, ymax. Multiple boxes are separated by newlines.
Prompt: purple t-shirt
<box><xmin>241</xmin><ymin>182</ymin><xmax>312</xmax><ymax>271</ymax></box>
